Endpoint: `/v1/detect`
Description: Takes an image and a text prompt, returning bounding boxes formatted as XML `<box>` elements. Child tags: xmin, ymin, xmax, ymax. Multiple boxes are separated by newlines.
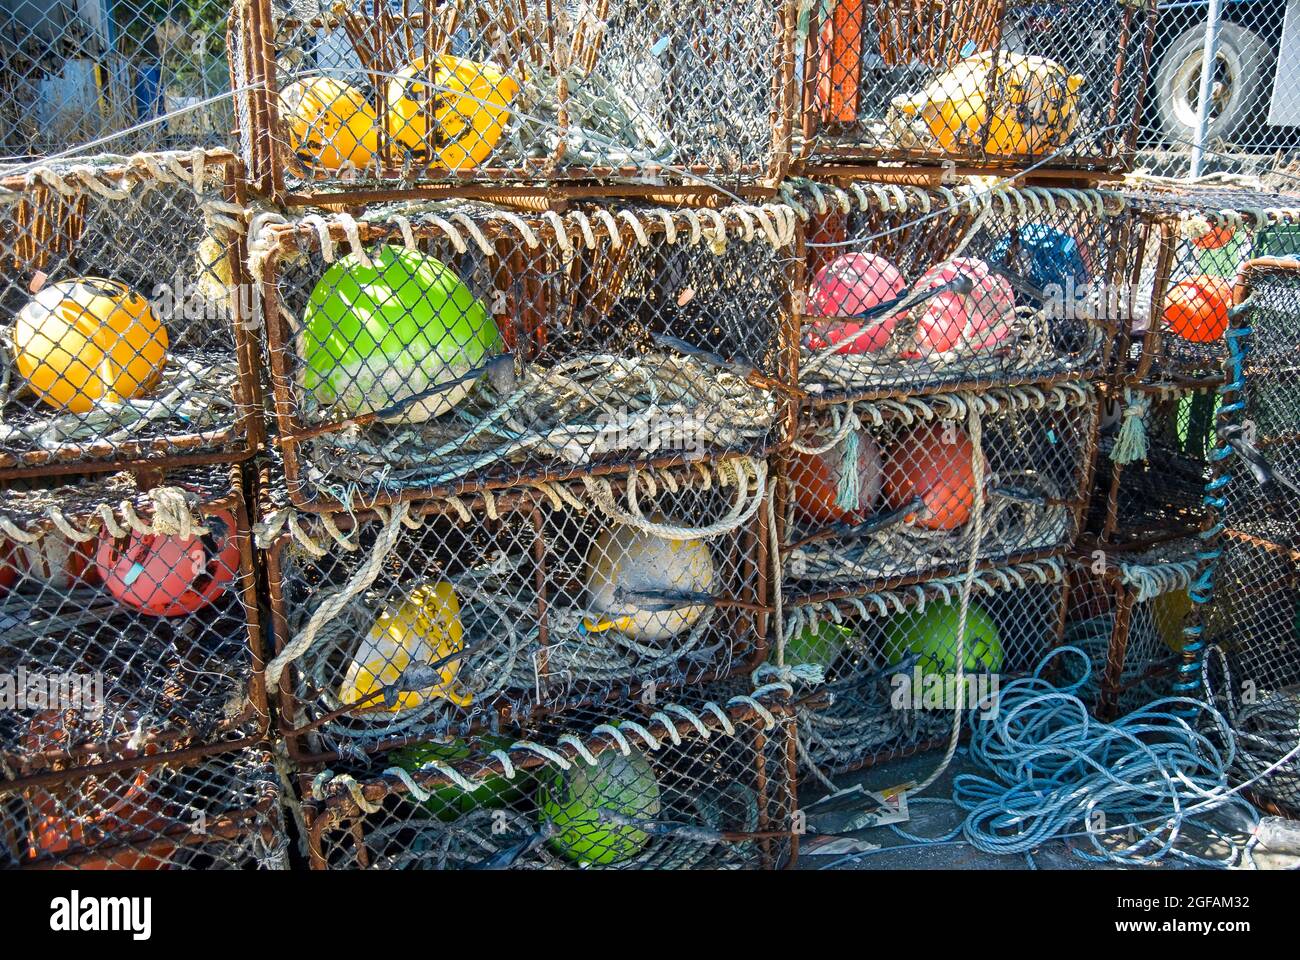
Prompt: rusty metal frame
<box><xmin>257</xmin><ymin>205</ymin><xmax>800</xmax><ymax>515</ymax></box>
<box><xmin>0</xmin><ymin>463</ymin><xmax>269</xmax><ymax>788</ymax></box>
<box><xmin>795</xmin><ymin>0</ymin><xmax>1158</xmax><ymax>177</ymax></box>
<box><xmin>262</xmin><ymin>459</ymin><xmax>772</xmax><ymax>766</ymax></box>
<box><xmin>233</xmin><ymin>0</ymin><xmax>800</xmax><ymax>207</ymax></box>
<box><xmin>0</xmin><ymin>151</ymin><xmax>263</xmax><ymax>480</ymax></box>
<box><xmin>299</xmin><ymin>690</ymin><xmax>803</xmax><ymax>870</ymax></box>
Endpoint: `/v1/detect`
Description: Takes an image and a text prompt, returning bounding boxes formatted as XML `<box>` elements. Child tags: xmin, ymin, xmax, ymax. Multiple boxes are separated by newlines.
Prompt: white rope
<box><xmin>264</xmin><ymin>502</ymin><xmax>413</xmax><ymax>688</ymax></box>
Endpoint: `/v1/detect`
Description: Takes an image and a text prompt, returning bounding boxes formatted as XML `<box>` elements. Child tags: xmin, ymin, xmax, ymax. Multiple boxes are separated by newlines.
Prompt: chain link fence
<box><xmin>0</xmin><ymin>1</ymin><xmax>233</xmax><ymax>160</ymax></box>
<box><xmin>1137</xmin><ymin>0</ymin><xmax>1300</xmax><ymax>178</ymax></box>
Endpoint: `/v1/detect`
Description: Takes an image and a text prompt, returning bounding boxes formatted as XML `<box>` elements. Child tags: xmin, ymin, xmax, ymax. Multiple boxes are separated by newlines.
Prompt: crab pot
<box><xmin>778</xmin><ymin>381</ymin><xmax>1096</xmax><ymax>601</ymax></box>
<box><xmin>299</xmin><ymin>683</ymin><xmax>800</xmax><ymax>870</ymax></box>
<box><xmin>798</xmin><ymin>0</ymin><xmax>1157</xmax><ymax>173</ymax></box>
<box><xmin>1089</xmin><ymin>383</ymin><xmax>1223</xmax><ymax>542</ymax></box>
<box><xmin>1189</xmin><ymin>260</ymin><xmax>1300</xmax><ymax>815</ymax></box>
<box><xmin>783</xmin><ymin>555</ymin><xmax>1066</xmax><ymax>778</ymax></box>
<box><xmin>261</xmin><ymin>457</ymin><xmax>771</xmax><ymax>764</ymax></box>
<box><xmin>1</xmin><ymin>748</ymin><xmax>289</xmax><ymax>870</ymax></box>
<box><xmin>255</xmin><ymin>200</ymin><xmax>798</xmax><ymax>513</ymax></box>
<box><xmin>231</xmin><ymin>0</ymin><xmax>799</xmax><ymax>203</ymax></box>
<box><xmin>0</xmin><ymin>465</ymin><xmax>265</xmax><ymax>777</ymax></box>
<box><xmin>1193</xmin><ymin>532</ymin><xmax>1300</xmax><ymax>815</ymax></box>
<box><xmin>0</xmin><ymin>150</ymin><xmax>258</xmax><ymax>478</ymax></box>
<box><xmin>1119</xmin><ymin>188</ymin><xmax>1300</xmax><ymax>385</ymax></box>
<box><xmin>782</xmin><ymin>179</ymin><xmax>1132</xmax><ymax>400</ymax></box>
<box><xmin>1063</xmin><ymin>539</ymin><xmax>1200</xmax><ymax>719</ymax></box>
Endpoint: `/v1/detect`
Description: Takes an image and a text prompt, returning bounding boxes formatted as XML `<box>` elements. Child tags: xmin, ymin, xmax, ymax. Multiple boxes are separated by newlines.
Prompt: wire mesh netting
<box><xmin>1118</xmin><ymin>185</ymin><xmax>1300</xmax><ymax>383</ymax></box>
<box><xmin>1</xmin><ymin>747</ymin><xmax>288</xmax><ymax>869</ymax></box>
<box><xmin>0</xmin><ymin>149</ymin><xmax>258</xmax><ymax>476</ymax></box>
<box><xmin>781</xmin><ymin>555</ymin><xmax>1066</xmax><ymax>779</ymax></box>
<box><xmin>0</xmin><ymin>465</ymin><xmax>265</xmax><ymax>775</ymax></box>
<box><xmin>1137</xmin><ymin>1</ymin><xmax>1300</xmax><ymax>173</ymax></box>
<box><xmin>781</xmin><ymin>179</ymin><xmax>1127</xmax><ymax>399</ymax></box>
<box><xmin>1063</xmin><ymin>538</ymin><xmax>1201</xmax><ymax>718</ymax></box>
<box><xmin>254</xmin><ymin>200</ymin><xmax>797</xmax><ymax>512</ymax></box>
<box><xmin>299</xmin><ymin>680</ymin><xmax>799</xmax><ymax>869</ymax></box>
<box><xmin>798</xmin><ymin>0</ymin><xmax>1158</xmax><ymax>172</ymax></box>
<box><xmin>232</xmin><ymin>0</ymin><xmax>798</xmax><ymax>200</ymax></box>
<box><xmin>1090</xmin><ymin>383</ymin><xmax>1222</xmax><ymax>540</ymax></box>
<box><xmin>259</xmin><ymin>456</ymin><xmax>771</xmax><ymax>763</ymax></box>
<box><xmin>1193</xmin><ymin>257</ymin><xmax>1300</xmax><ymax>814</ymax></box>
<box><xmin>779</xmin><ymin>381</ymin><xmax>1094</xmax><ymax>599</ymax></box>
<box><xmin>0</xmin><ymin>1</ymin><xmax>233</xmax><ymax>160</ymax></box>
<box><xmin>1199</xmin><ymin>533</ymin><xmax>1300</xmax><ymax>814</ymax></box>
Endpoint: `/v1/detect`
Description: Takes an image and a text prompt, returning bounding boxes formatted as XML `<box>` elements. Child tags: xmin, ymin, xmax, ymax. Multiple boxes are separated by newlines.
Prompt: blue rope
<box><xmin>822</xmin><ymin>647</ymin><xmax>1259</xmax><ymax>869</ymax></box>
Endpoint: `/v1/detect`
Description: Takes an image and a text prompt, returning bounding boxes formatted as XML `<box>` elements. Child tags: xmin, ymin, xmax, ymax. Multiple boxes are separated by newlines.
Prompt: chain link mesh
<box><xmin>255</xmin><ymin>199</ymin><xmax>797</xmax><ymax>512</ymax></box>
<box><xmin>1</xmin><ymin>747</ymin><xmax>288</xmax><ymax>869</ymax></box>
<box><xmin>1064</xmin><ymin>538</ymin><xmax>1199</xmax><ymax>717</ymax></box>
<box><xmin>0</xmin><ymin>1</ymin><xmax>233</xmax><ymax>160</ymax></box>
<box><xmin>0</xmin><ymin>149</ymin><xmax>257</xmax><ymax>475</ymax></box>
<box><xmin>782</xmin><ymin>179</ymin><xmax>1126</xmax><ymax>399</ymax></box>
<box><xmin>1136</xmin><ymin>2</ymin><xmax>1300</xmax><ymax>178</ymax></box>
<box><xmin>298</xmin><ymin>682</ymin><xmax>799</xmax><ymax>869</ymax></box>
<box><xmin>799</xmin><ymin>0</ymin><xmax>1157</xmax><ymax>172</ymax></box>
<box><xmin>232</xmin><ymin>0</ymin><xmax>797</xmax><ymax>199</ymax></box>
<box><xmin>1195</xmin><ymin>258</ymin><xmax>1300</xmax><ymax>814</ymax></box>
<box><xmin>783</xmin><ymin>555</ymin><xmax>1065</xmax><ymax>777</ymax></box>
<box><xmin>0</xmin><ymin>464</ymin><xmax>266</xmax><ymax>775</ymax></box>
<box><xmin>780</xmin><ymin>381</ymin><xmax>1094</xmax><ymax>597</ymax></box>
<box><xmin>260</xmin><ymin>457</ymin><xmax>770</xmax><ymax>763</ymax></box>
<box><xmin>1119</xmin><ymin>184</ymin><xmax>1300</xmax><ymax>382</ymax></box>
<box><xmin>1090</xmin><ymin>384</ymin><xmax>1221</xmax><ymax>539</ymax></box>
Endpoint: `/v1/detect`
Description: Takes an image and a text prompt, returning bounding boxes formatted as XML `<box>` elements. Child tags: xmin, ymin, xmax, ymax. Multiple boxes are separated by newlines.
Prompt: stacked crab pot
<box><xmin>773</xmin><ymin>169</ymin><xmax>1151</xmax><ymax>781</ymax></box>
<box><xmin>0</xmin><ymin>152</ymin><xmax>289</xmax><ymax>868</ymax></box>
<box><xmin>230</xmin><ymin>0</ymin><xmax>812</xmax><ymax>868</ymax></box>
<box><xmin>1069</xmin><ymin>186</ymin><xmax>1300</xmax><ymax>717</ymax></box>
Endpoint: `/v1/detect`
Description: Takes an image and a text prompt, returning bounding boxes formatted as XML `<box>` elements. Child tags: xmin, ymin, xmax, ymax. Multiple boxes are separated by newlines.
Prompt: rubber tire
<box><xmin>1154</xmin><ymin>22</ymin><xmax>1269</xmax><ymax>145</ymax></box>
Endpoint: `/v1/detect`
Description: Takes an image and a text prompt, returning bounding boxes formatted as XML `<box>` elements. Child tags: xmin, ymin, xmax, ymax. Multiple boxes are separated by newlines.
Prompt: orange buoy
<box><xmin>788</xmin><ymin>430</ymin><xmax>884</xmax><ymax>525</ymax></box>
<box><xmin>1191</xmin><ymin>224</ymin><xmax>1235</xmax><ymax>250</ymax></box>
<box><xmin>1162</xmin><ymin>275</ymin><xmax>1231</xmax><ymax>343</ymax></box>
<box><xmin>883</xmin><ymin>422</ymin><xmax>976</xmax><ymax>530</ymax></box>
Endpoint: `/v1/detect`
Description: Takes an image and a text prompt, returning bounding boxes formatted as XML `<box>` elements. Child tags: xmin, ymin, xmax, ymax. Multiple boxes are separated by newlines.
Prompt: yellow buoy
<box><xmin>280</xmin><ymin>77</ymin><xmax>380</xmax><ymax>176</ymax></box>
<box><xmin>338</xmin><ymin>581</ymin><xmax>472</xmax><ymax>711</ymax></box>
<box><xmin>386</xmin><ymin>56</ymin><xmax>518</xmax><ymax>171</ymax></box>
<box><xmin>14</xmin><ymin>278</ymin><xmax>168</xmax><ymax>415</ymax></box>
<box><xmin>889</xmin><ymin>52</ymin><xmax>1083</xmax><ymax>157</ymax></box>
